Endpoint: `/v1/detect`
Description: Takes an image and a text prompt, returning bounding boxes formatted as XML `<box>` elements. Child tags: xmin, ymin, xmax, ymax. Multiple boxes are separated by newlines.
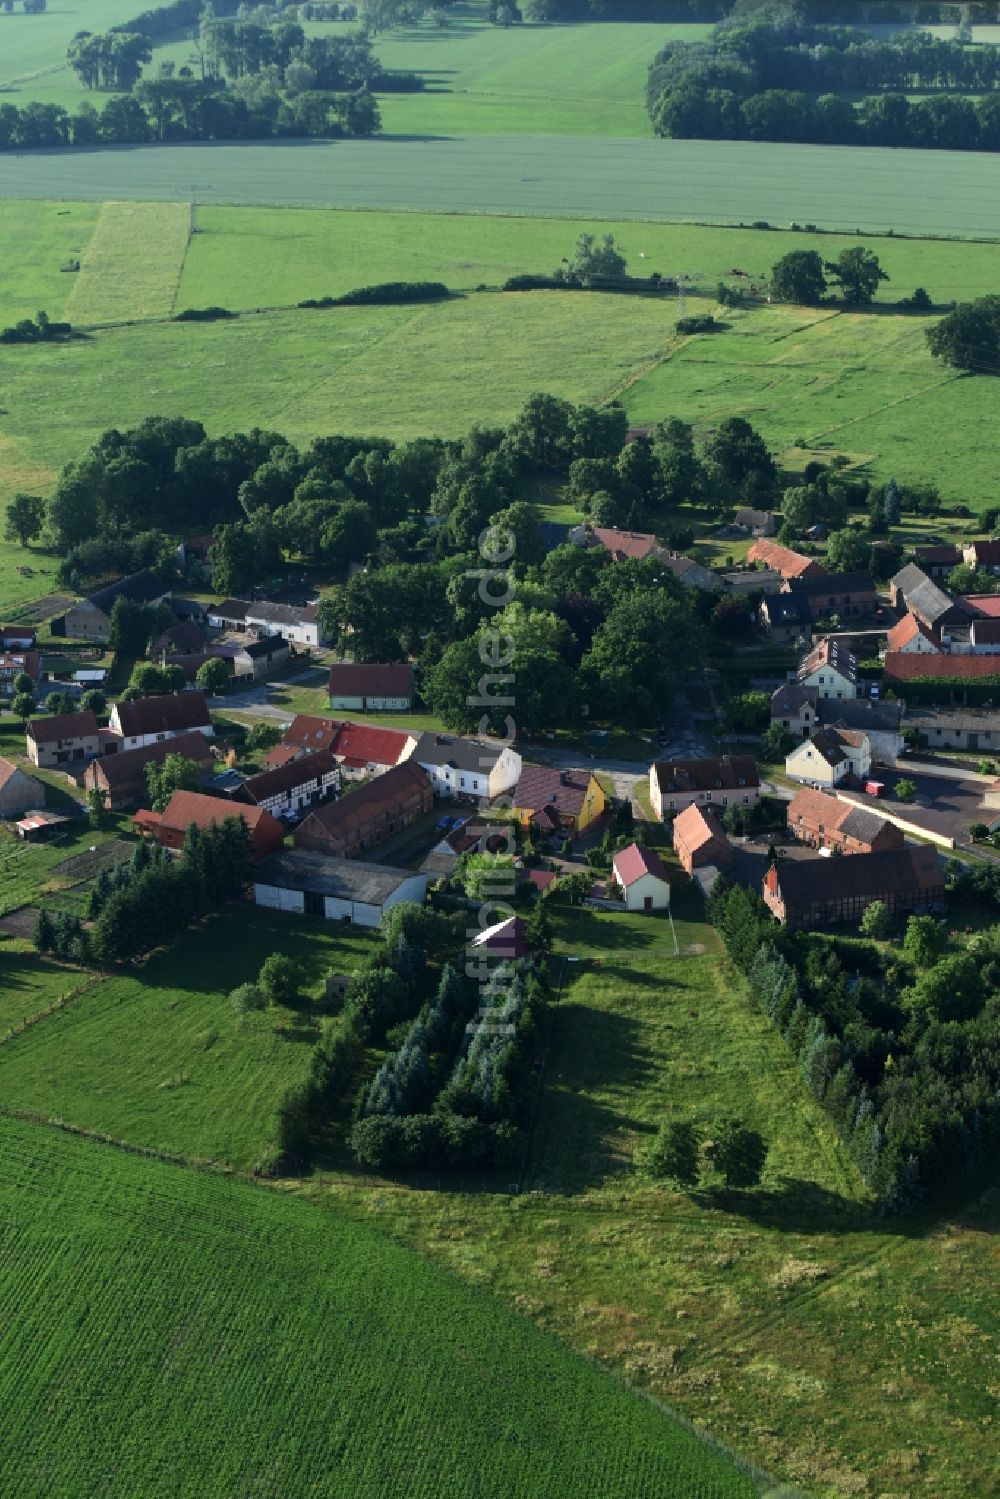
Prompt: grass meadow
<box><xmin>0</xmin><ymin>1116</ymin><xmax>758</xmax><ymax>1499</ymax></box>
<box><xmin>66</xmin><ymin>201</ymin><xmax>192</xmax><ymax>324</ymax></box>
<box><xmin>0</xmin><ymin>0</ymin><xmax>144</xmax><ymax>104</ymax></box>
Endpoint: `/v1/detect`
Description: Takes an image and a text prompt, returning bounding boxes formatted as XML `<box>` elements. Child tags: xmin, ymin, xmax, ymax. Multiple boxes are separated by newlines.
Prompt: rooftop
<box><xmin>91</xmin><ymin>730</ymin><xmax>213</xmax><ymax>787</ymax></box>
<box><xmin>612</xmin><ymin>842</ymin><xmax>672</xmax><ymax>886</ymax></box>
<box><xmin>27</xmin><ymin>709</ymin><xmax>99</xmax><ymax>744</ymax></box>
<box><xmin>768</xmin><ymin>846</ymin><xmax>943</xmax><ymax>904</ymax></box>
<box><xmin>885</xmin><ymin>652</ymin><xmax>1000</xmax><ymax>682</ymax></box>
<box><xmin>413</xmin><ymin>731</ymin><xmax>508</xmax><ymax>773</ymax></box>
<box><xmin>671</xmin><ymin>802</ymin><xmax>731</xmax><ymax>854</ymax></box>
<box><xmin>328</xmin><ymin>662</ymin><xmax>414</xmax><ymax>698</ymax></box>
<box><xmin>513</xmin><ymin>765</ymin><xmax>595</xmax><ymax>818</ymax></box>
<box><xmin>651</xmin><ymin>755</ymin><xmax>759</xmax><ymax>795</ymax></box>
<box><xmin>113</xmin><ymin>691</ymin><xmax>210</xmax><ymax>738</ymax></box>
<box><xmin>254</xmin><ymin>847</ymin><xmax>419</xmax><ymax>904</ymax></box>
<box><xmin>86</xmin><ymin>569</ymin><xmax>165</xmax><ymax>614</ymax></box>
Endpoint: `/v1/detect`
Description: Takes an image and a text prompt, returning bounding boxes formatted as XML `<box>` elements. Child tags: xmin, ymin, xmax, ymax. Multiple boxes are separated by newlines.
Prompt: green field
<box><xmin>0</xmin><ymin>0</ymin><xmax>145</xmax><ymax>102</ymax></box>
<box><xmin>0</xmin><ymin>1116</ymin><xmax>757</xmax><ymax>1499</ymax></box>
<box><xmin>0</xmin><ymin>907</ymin><xmax>375</xmax><ymax>1170</ymax></box>
<box><xmin>66</xmin><ymin>201</ymin><xmax>192</xmax><ymax>324</ymax></box>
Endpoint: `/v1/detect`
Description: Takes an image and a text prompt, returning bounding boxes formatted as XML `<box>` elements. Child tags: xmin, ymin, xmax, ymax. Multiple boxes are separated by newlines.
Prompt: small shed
<box><xmin>611</xmin><ymin>843</ymin><xmax>672</xmax><ymax>913</ymax></box>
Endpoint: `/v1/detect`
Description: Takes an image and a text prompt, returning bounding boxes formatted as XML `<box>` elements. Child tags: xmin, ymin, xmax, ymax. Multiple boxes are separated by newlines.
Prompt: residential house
<box><xmin>785</xmin><ymin>728</ymin><xmax>871</xmax><ymax>788</ymax></box>
<box><xmin>207</xmin><ymin>599</ymin><xmax>248</xmax><ymax>630</ymax></box>
<box><xmin>233</xmin><ymin>635</ymin><xmax>291</xmax><ymax>681</ymax></box>
<box><xmin>759</xmin><ymin>592</ymin><xmax>812</xmax><ymax>643</ymax></box>
<box><xmin>721</xmin><ymin>567</ymin><xmax>783</xmax><ymax>596</ymax></box>
<box><xmin>0</xmin><ymin>649</ymin><xmax>41</xmax><ymax>700</ymax></box>
<box><xmin>253</xmin><ymin>849</ymin><xmax>426</xmax><ymax>928</ymax></box>
<box><xmin>511</xmin><ymin>765</ymin><xmax>605</xmax><ymax>836</ymax></box>
<box><xmin>0</xmin><ymin>757</ymin><xmax>42</xmax><ymax>819</ymax></box>
<box><xmin>83</xmin><ymin>730</ymin><xmax>214</xmax><ymax>811</ymax></box>
<box><xmin>108</xmin><ymin>692</ymin><xmax>213</xmax><ymax>752</ymax></box>
<box><xmin>884</xmin><ymin>652</ymin><xmax>1000</xmax><ymax>687</ymax></box>
<box><xmin>884</xmin><ymin>613</ymin><xmax>943</xmax><ymax>656</ymax></box>
<box><xmin>331</xmin><ymin>721</ymin><xmax>419</xmax><ymax>780</ymax></box>
<box><xmin>967</xmin><ymin>617</ymin><xmax>1000</xmax><ymax>654</ymax></box>
<box><xmin>671</xmin><ymin>803</ymin><xmax>734</xmax><ymax>875</ymax></box>
<box><xmin>747</xmin><ymin>540</ymin><xmax>826</xmax><ymax>580</ymax></box>
<box><xmin>762</xmin><ymin>846</ymin><xmax>944</xmax><ymax>930</ymax></box>
<box><xmin>244</xmin><ymin>600</ymin><xmax>329</xmax><ymax>647</ymax></box>
<box><xmin>649</xmin><ymin>756</ymin><xmax>760</xmax><ymax>821</ymax></box>
<box><xmin>962</xmin><ymin>539</ymin><xmax>1000</xmax><ymax>573</ymax></box>
<box><xmin>903</xmin><ymin>709</ymin><xmax>1000</xmax><ymax>754</ymax></box>
<box><xmin>133</xmin><ymin>789</ymin><xmax>285</xmax><ymax>857</ymax></box>
<box><xmin>0</xmin><ymin>625</ymin><xmax>36</xmax><ymax>650</ymax></box>
<box><xmin>658</xmin><ymin>553</ymin><xmax>716</xmax><ymax>590</ymax></box>
<box><xmin>293</xmin><ymin>761</ymin><xmax>433</xmax><ymax>858</ymax></box>
<box><xmin>413</xmin><ymin>732</ymin><xmax>522</xmax><ymax>801</ymax></box>
<box><xmin>816</xmin><ymin>698</ymin><xmax>904</xmax><ymax>763</ymax></box>
<box><xmin>783</xmin><ymin>571</ymin><xmax>878</xmax><ymax>621</ymax></box>
<box><xmin>56</xmin><ymin>570</ymin><xmax>169</xmax><ymax>643</ymax></box>
<box><xmin>233</xmin><ymin>748</ymin><xmax>340</xmax><ymax>819</ymax></box>
<box><xmin>611</xmin><ymin>843</ymin><xmax>672</xmax><ymax>912</ymax></box>
<box><xmin>797</xmin><ymin>639</ymin><xmax>858</xmax><ymax>700</ymax></box>
<box><xmin>786</xmin><ymin>787</ymin><xmax>903</xmax><ymax>855</ymax></box>
<box><xmin>889</xmin><ymin>564</ymin><xmax>967</xmax><ymax>638</ymax></box>
<box><xmin>913</xmin><ymin>543</ymin><xmax>961</xmax><ymax>579</ymax></box>
<box><xmin>770</xmin><ymin>683</ymin><xmax>819</xmax><ymax>739</ymax></box>
<box><xmin>26</xmin><ymin>710</ymin><xmax>100</xmax><ymax>768</ymax></box>
<box><xmin>471</xmin><ymin>915</ymin><xmax>532</xmax><ymax>960</ymax></box>
<box><xmin>151</xmin><ymin>618</ymin><xmax>206</xmax><ymax>657</ymax></box>
<box><xmin>733</xmin><ymin>507</ymin><xmax>777</xmax><ymax>538</ymax></box>
<box><xmin>329</xmin><ymin>662</ymin><xmax>414</xmax><ymax>713</ymax></box>
<box><xmin>589</xmin><ymin>527</ymin><xmax>669</xmax><ymax>563</ymax></box>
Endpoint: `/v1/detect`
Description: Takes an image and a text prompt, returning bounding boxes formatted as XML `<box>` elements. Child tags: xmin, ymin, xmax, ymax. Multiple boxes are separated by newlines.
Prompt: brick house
<box><xmin>233</xmin><ymin>748</ymin><xmax>340</xmax><ymax>818</ymax></box>
<box><xmin>671</xmin><ymin>803</ymin><xmax>734</xmax><ymax>874</ymax></box>
<box><xmin>649</xmin><ymin>755</ymin><xmax>760</xmax><ymax>821</ymax></box>
<box><xmin>132</xmin><ymin>789</ymin><xmax>285</xmax><ymax>858</ymax></box>
<box><xmin>762</xmin><ymin>847</ymin><xmax>944</xmax><ymax>930</ymax></box>
<box><xmin>0</xmin><ymin>756</ymin><xmax>42</xmax><ymax>819</ymax></box>
<box><xmin>785</xmin><ymin>728</ymin><xmax>871</xmax><ymax>788</ymax></box>
<box><xmin>747</xmin><ymin>540</ymin><xmax>826</xmax><ymax>580</ymax></box>
<box><xmin>328</xmin><ymin>662</ymin><xmax>414</xmax><ymax>713</ymax></box>
<box><xmin>108</xmin><ymin>691</ymin><xmax>213</xmax><ymax>752</ymax></box>
<box><xmin>26</xmin><ymin>709</ymin><xmax>100</xmax><ymax>768</ymax></box>
<box><xmin>0</xmin><ymin>649</ymin><xmax>41</xmax><ymax>700</ymax></box>
<box><xmin>786</xmin><ymin>787</ymin><xmax>903</xmax><ymax>855</ymax></box>
<box><xmin>783</xmin><ymin>571</ymin><xmax>878</xmax><ymax>621</ymax></box>
<box><xmin>511</xmin><ymin>765</ymin><xmax>605</xmax><ymax>835</ymax></box>
<box><xmin>293</xmin><ymin>761</ymin><xmax>433</xmax><ymax>858</ymax></box>
<box><xmin>270</xmin><ymin>715</ymin><xmax>417</xmax><ymax>779</ymax></box>
<box><xmin>83</xmin><ymin>729</ymin><xmax>214</xmax><ymax>811</ymax></box>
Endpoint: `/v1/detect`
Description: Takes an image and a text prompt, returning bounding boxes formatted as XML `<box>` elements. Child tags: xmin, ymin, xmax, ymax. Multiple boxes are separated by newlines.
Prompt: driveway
<box><xmin>837</xmin><ymin>770</ymin><xmax>988</xmax><ymax>847</ymax></box>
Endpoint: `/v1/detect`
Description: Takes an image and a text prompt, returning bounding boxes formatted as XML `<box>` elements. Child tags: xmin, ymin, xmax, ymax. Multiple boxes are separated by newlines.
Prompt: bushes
<box><xmin>337</xmin><ymin>281</ymin><xmax>452</xmax><ymax>306</ymax></box>
<box><xmin>173</xmin><ymin>307</ymin><xmax>237</xmax><ymax>322</ymax></box>
<box><xmin>0</xmin><ymin>312</ymin><xmax>72</xmax><ymax>344</ymax></box>
<box><xmin>676</xmin><ymin>314</ymin><xmax>719</xmax><ymax>334</ymax></box>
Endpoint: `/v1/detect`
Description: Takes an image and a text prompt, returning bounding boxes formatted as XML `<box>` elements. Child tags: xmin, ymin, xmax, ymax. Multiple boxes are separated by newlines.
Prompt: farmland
<box><xmin>0</xmin><ymin>1116</ymin><xmax>758</xmax><ymax>1499</ymax></box>
<box><xmin>0</xmin><ymin>0</ymin><xmax>145</xmax><ymax>104</ymax></box>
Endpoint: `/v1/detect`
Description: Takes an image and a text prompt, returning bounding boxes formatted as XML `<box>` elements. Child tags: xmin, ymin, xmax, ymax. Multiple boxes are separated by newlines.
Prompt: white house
<box><xmin>797</xmin><ymin>639</ymin><xmax>858</xmax><ymax>701</ymax></box>
<box><xmin>107</xmin><ymin>691</ymin><xmax>213</xmax><ymax>752</ymax></box>
<box><xmin>410</xmin><ymin>732</ymin><xmax>522</xmax><ymax>801</ymax></box>
<box><xmin>611</xmin><ymin>843</ymin><xmax>672</xmax><ymax>913</ymax></box>
<box><xmin>244</xmin><ymin>600</ymin><xmax>329</xmax><ymax>647</ymax></box>
<box><xmin>785</xmin><ymin>728</ymin><xmax>871</xmax><ymax>788</ymax></box>
<box><xmin>253</xmin><ymin>849</ymin><xmax>426</xmax><ymax>928</ymax></box>
<box><xmin>234</xmin><ymin>749</ymin><xmax>340</xmax><ymax>819</ymax></box>
<box><xmin>884</xmin><ymin>613</ymin><xmax>943</xmax><ymax>657</ymax></box>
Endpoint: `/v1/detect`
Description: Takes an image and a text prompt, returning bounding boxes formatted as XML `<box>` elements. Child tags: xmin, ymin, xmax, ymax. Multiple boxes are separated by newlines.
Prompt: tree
<box><xmin>926</xmin><ymin>296</ymin><xmax>1000</xmax><ymax>374</ymax></box>
<box><xmin>145</xmin><ymin>753</ymin><xmax>203</xmax><ymax>813</ymax></box>
<box><xmin>196</xmin><ymin>656</ymin><xmax>230</xmax><ymax>696</ymax></box>
<box><xmin>558</xmin><ymin>232</ymin><xmax>626</xmax><ymax>288</ymax></box>
<box><xmin>583</xmin><ymin>589</ymin><xmax>706</xmax><ymax>727</ymax></box>
<box><xmin>108</xmin><ymin>596</ymin><xmax>158</xmax><ymax>656</ymax></box>
<box><xmin>859</xmin><ymin>900</ymin><xmax>891</xmax><ymax>940</ymax></box>
<box><xmin>703</xmin><ymin>1117</ymin><xmax>768</xmax><ymax>1189</ymax></box>
<box><xmin>645</xmin><ymin>1118</ymin><xmax>701</xmax><ymax>1187</ymax></box>
<box><xmin>11</xmin><ymin>692</ymin><xmax>35</xmax><ymax>722</ymax></box>
<box><xmin>44</xmin><ymin>690</ymin><xmax>73</xmax><ymax>716</ymax></box>
<box><xmin>903</xmin><ymin>913</ymin><xmax>946</xmax><ymax>968</ymax></box>
<box><xmin>245</xmin><ymin>721</ymin><xmax>282</xmax><ymax>755</ymax></box>
<box><xmin>231</xmin><ymin>981</ymin><xmax>267</xmax><ymax>1018</ymax></box>
<box><xmin>79</xmin><ymin>688</ymin><xmax>107</xmax><ymax>716</ymax></box>
<box><xmin>3</xmin><ymin>492</ymin><xmax>45</xmax><ymax>547</ymax></box>
<box><xmin>259</xmin><ymin>952</ymin><xmax>302</xmax><ymax>1007</ymax></box>
<box><xmin>825</xmin><ymin>528</ymin><xmax>872</xmax><ymax>574</ymax></box>
<box><xmin>769</xmin><ymin>250</ymin><xmax>827</xmax><ymax>305</ymax></box>
<box><xmin>760</xmin><ymin>723</ymin><xmax>791</xmax><ymax>760</ymax></box>
<box><xmin>825</xmin><ymin>247</ymin><xmax>889</xmax><ymax>307</ymax></box>
<box><xmin>702</xmin><ymin>417</ymin><xmax>776</xmax><ymax>501</ymax></box>
<box><xmin>462</xmin><ymin>853</ymin><xmax>516</xmax><ymax>901</ymax></box>
<box><xmin>906</xmin><ymin>953</ymin><xmax>984</xmax><ymax>1024</ymax></box>
<box><xmin>894</xmin><ymin>777</ymin><xmax>918</xmax><ymax>804</ymax></box>
<box><xmin>87</xmin><ymin>787</ymin><xmax>107</xmax><ymax>830</ymax></box>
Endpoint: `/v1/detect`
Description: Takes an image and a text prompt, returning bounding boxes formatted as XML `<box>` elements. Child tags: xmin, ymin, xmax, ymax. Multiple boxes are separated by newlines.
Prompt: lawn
<box><xmin>0</xmin><ymin>1116</ymin><xmax>758</xmax><ymax>1499</ymax></box>
<box><xmin>0</xmin><ymin>816</ymin><xmax>132</xmax><ymax>920</ymax></box>
<box><xmin>65</xmin><ymin>201</ymin><xmax>192</xmax><ymax>324</ymax></box>
<box><xmin>0</xmin><ymin>906</ymin><xmax>376</xmax><ymax>1170</ymax></box>
<box><xmin>0</xmin><ymin>0</ymin><xmax>145</xmax><ymax>103</ymax></box>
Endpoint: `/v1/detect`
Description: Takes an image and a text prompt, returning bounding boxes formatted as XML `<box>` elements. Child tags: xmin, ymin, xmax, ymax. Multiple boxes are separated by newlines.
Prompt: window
<box><xmin>721</xmin><ymin>796</ymin><xmax>728</xmax><ymax>807</ymax></box>
<box><xmin>706</xmin><ymin>791</ymin><xmax>712</xmax><ymax>802</ymax></box>
<box><xmin>668</xmin><ymin>799</ymin><xmax>675</xmax><ymax>811</ymax></box>
<box><xmin>460</xmin><ymin>776</ymin><xmax>466</xmax><ymax>788</ymax></box>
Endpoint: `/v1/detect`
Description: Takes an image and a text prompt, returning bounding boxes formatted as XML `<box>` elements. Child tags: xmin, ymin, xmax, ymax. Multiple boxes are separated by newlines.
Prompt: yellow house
<box><xmin>512</xmin><ymin>766</ymin><xmax>605</xmax><ymax>836</ymax></box>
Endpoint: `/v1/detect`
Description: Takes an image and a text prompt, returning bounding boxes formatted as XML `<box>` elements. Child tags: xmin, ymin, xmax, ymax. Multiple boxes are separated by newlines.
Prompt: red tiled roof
<box><xmin>284</xmin><ymin>714</ymin><xmax>338</xmax><ymax>753</ymax></box>
<box><xmin>591</xmin><ymin>527</ymin><xmax>666</xmax><ymax>562</ymax></box>
<box><xmin>960</xmin><ymin>594</ymin><xmax>1000</xmax><ymax>618</ymax></box>
<box><xmin>885</xmin><ymin>652</ymin><xmax>1000</xmax><ymax>682</ymax></box>
<box><xmin>295</xmin><ymin>761</ymin><xmax>430</xmax><ymax>839</ymax></box>
<box><xmin>612</xmin><ymin>842</ymin><xmax>671</xmax><ymax>886</ymax></box>
<box><xmin>143</xmin><ymin>789</ymin><xmax>275</xmax><ymax>835</ymax></box>
<box><xmin>332</xmin><ymin>721</ymin><xmax>412</xmax><ymax>766</ymax></box>
<box><xmin>885</xmin><ymin>614</ymin><xmax>939</xmax><ymax>652</ymax></box>
<box><xmin>264</xmin><ymin>744</ymin><xmax>301</xmax><ymax>768</ymax></box>
<box><xmin>0</xmin><ymin>755</ymin><xmax>31</xmax><ymax>792</ymax></box>
<box><xmin>747</xmin><ymin>540</ymin><xmax>826</xmax><ymax>579</ymax></box>
<box><xmin>672</xmin><ymin>803</ymin><xmax>730</xmax><ymax>855</ymax></box>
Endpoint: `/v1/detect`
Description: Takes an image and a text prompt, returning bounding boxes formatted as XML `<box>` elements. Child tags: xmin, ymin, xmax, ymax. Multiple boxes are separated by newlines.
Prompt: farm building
<box><xmin>747</xmin><ymin>540</ymin><xmax>825</xmax><ymax>580</ymax></box>
<box><xmin>232</xmin><ymin>636</ymin><xmax>291</xmax><ymax>681</ymax></box>
<box><xmin>649</xmin><ymin>756</ymin><xmax>759</xmax><ymax>821</ymax></box>
<box><xmin>133</xmin><ymin>790</ymin><xmax>285</xmax><ymax>858</ymax></box>
<box><xmin>903</xmin><ymin>708</ymin><xmax>1000</xmax><ymax>753</ymax></box>
<box><xmin>233</xmin><ymin>749</ymin><xmax>340</xmax><ymax>818</ymax></box>
<box><xmin>785</xmin><ymin>788</ymin><xmax>903</xmax><ymax>856</ymax></box>
<box><xmin>888</xmin><ymin>565</ymin><xmax>967</xmax><ymax>638</ymax></box>
<box><xmin>0</xmin><ymin>756</ymin><xmax>42</xmax><ymax>819</ymax></box>
<box><xmin>763</xmin><ymin>847</ymin><xmax>944</xmax><ymax>930</ymax></box>
<box><xmin>244</xmin><ymin>600</ymin><xmax>328</xmax><ymax>647</ymax></box>
<box><xmin>82</xmin><ymin>730</ymin><xmax>215</xmax><ymax>811</ymax></box>
<box><xmin>912</xmin><ymin>544</ymin><xmax>961</xmax><ymax>579</ymax></box>
<box><xmin>783</xmin><ymin>571</ymin><xmax>878</xmax><ymax>621</ymax></box>
<box><xmin>108</xmin><ymin>691</ymin><xmax>213</xmax><ymax>751</ymax></box>
<box><xmin>610</xmin><ymin>843</ymin><xmax>671</xmax><ymax>912</ymax></box>
<box><xmin>253</xmin><ymin>849</ymin><xmax>426</xmax><ymax>928</ymax></box>
<box><xmin>26</xmin><ymin>710</ymin><xmax>100</xmax><ymax>768</ymax></box>
<box><xmin>885</xmin><ymin>613</ymin><xmax>942</xmax><ymax>656</ymax></box>
<box><xmin>511</xmin><ymin>765</ymin><xmax>605</xmax><ymax>835</ymax></box>
<box><xmin>816</xmin><ymin>698</ymin><xmax>905</xmax><ymax>763</ymax></box>
<box><xmin>785</xmin><ymin>729</ymin><xmax>871</xmax><ymax>788</ymax></box>
<box><xmin>413</xmin><ymin>732</ymin><xmax>522</xmax><ymax>801</ymax></box>
<box><xmin>293</xmin><ymin>761</ymin><xmax>433</xmax><ymax>858</ymax></box>
<box><xmin>54</xmin><ymin>570</ymin><xmax>169</xmax><ymax>643</ymax></box>
<box><xmin>671</xmin><ymin>803</ymin><xmax>733</xmax><ymax>875</ymax></box>
<box><xmin>329</xmin><ymin>662</ymin><xmax>414</xmax><ymax>712</ymax></box>
<box><xmin>884</xmin><ymin>652</ymin><xmax>1000</xmax><ymax>686</ymax></box>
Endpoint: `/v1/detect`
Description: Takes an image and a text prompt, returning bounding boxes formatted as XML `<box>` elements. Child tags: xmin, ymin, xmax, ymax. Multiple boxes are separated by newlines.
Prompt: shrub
<box><xmin>337</xmin><ymin>281</ymin><xmax>452</xmax><ymax>306</ymax></box>
<box><xmin>676</xmin><ymin>314</ymin><xmax>719</xmax><ymax>334</ymax></box>
<box><xmin>173</xmin><ymin>307</ymin><xmax>237</xmax><ymax>321</ymax></box>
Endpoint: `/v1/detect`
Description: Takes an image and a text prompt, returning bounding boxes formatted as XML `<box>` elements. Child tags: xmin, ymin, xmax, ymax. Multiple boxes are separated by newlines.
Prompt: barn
<box><xmin>253</xmin><ymin>848</ymin><xmax>427</xmax><ymax>928</ymax></box>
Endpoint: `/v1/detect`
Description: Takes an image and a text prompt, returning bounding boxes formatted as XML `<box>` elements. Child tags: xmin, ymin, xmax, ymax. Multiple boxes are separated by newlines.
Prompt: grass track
<box><xmin>0</xmin><ymin>1115</ymin><xmax>758</xmax><ymax>1499</ymax></box>
<box><xmin>66</xmin><ymin>201</ymin><xmax>192</xmax><ymax>324</ymax></box>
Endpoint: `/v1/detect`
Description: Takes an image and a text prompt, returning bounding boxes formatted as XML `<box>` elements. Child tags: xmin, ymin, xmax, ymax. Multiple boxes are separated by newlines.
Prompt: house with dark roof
<box><xmin>244</xmin><ymin>600</ymin><xmax>328</xmax><ymax>647</ymax></box>
<box><xmin>207</xmin><ymin>599</ymin><xmax>248</xmax><ymax>630</ymax></box>
<box><xmin>0</xmin><ymin>756</ymin><xmax>42</xmax><ymax>819</ymax></box>
<box><xmin>747</xmin><ymin>540</ymin><xmax>826</xmax><ymax>580</ymax></box>
<box><xmin>151</xmin><ymin>618</ymin><xmax>206</xmax><ymax>657</ymax></box>
<box><xmin>889</xmin><ymin>564</ymin><xmax>967</xmax><ymax>637</ymax></box>
<box><xmin>816</xmin><ymin>698</ymin><xmax>904</xmax><ymax>763</ymax></box>
<box><xmin>786</xmin><ymin>788</ymin><xmax>902</xmax><ymax>856</ymax></box>
<box><xmin>913</xmin><ymin>543</ymin><xmax>961</xmax><ymax>579</ymax></box>
<box><xmin>253</xmin><ymin>848</ymin><xmax>426</xmax><ymax>928</ymax></box>
<box><xmin>132</xmin><ymin>789</ymin><xmax>285</xmax><ymax>858</ymax></box>
<box><xmin>759</xmin><ymin>591</ymin><xmax>812</xmax><ymax>643</ymax></box>
<box><xmin>329</xmin><ymin>662</ymin><xmax>414</xmax><ymax>712</ymax></box>
<box><xmin>512</xmin><ymin>765</ymin><xmax>605</xmax><ymax>836</ymax></box>
<box><xmin>721</xmin><ymin>567</ymin><xmax>783</xmax><ymax>596</ymax></box>
<box><xmin>797</xmin><ymin>639</ymin><xmax>858</xmax><ymax>700</ymax></box>
<box><xmin>57</xmin><ymin>570</ymin><xmax>169</xmax><ymax>644</ymax></box>
<box><xmin>413</xmin><ymin>732</ymin><xmax>522</xmax><ymax>801</ymax></box>
<box><xmin>967</xmin><ymin>617</ymin><xmax>1000</xmax><ymax>654</ymax></box>
<box><xmin>783</xmin><ymin>571</ymin><xmax>878</xmax><ymax>620</ymax></box>
<box><xmin>108</xmin><ymin>691</ymin><xmax>213</xmax><ymax>752</ymax></box>
<box><xmin>293</xmin><ymin>761</ymin><xmax>433</xmax><ymax>859</ymax></box>
<box><xmin>902</xmin><ymin>708</ymin><xmax>1000</xmax><ymax>754</ymax></box>
<box><xmin>962</xmin><ymin>539</ymin><xmax>1000</xmax><ymax>573</ymax></box>
<box><xmin>233</xmin><ymin>748</ymin><xmax>340</xmax><ymax>819</ymax></box>
<box><xmin>232</xmin><ymin>635</ymin><xmax>291</xmax><ymax>681</ymax></box>
<box><xmin>785</xmin><ymin>728</ymin><xmax>871</xmax><ymax>788</ymax></box>
<box><xmin>771</xmin><ymin>683</ymin><xmax>820</xmax><ymax>739</ymax></box>
<box><xmin>763</xmin><ymin>847</ymin><xmax>944</xmax><ymax>930</ymax></box>
<box><xmin>671</xmin><ymin>803</ymin><xmax>734</xmax><ymax>875</ymax></box>
<box><xmin>649</xmin><ymin>756</ymin><xmax>759</xmax><ymax>821</ymax></box>
<box><xmin>733</xmin><ymin>507</ymin><xmax>777</xmax><ymax>538</ymax></box>
<box><xmin>26</xmin><ymin>710</ymin><xmax>101</xmax><ymax>768</ymax></box>
<box><xmin>83</xmin><ymin>730</ymin><xmax>214</xmax><ymax>811</ymax></box>
<box><xmin>611</xmin><ymin>842</ymin><xmax>672</xmax><ymax>912</ymax></box>
<box><xmin>0</xmin><ymin>625</ymin><xmax>36</xmax><ymax>651</ymax></box>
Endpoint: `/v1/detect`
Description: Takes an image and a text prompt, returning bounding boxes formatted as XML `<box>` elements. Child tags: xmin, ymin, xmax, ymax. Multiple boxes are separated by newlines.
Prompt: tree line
<box><xmin>648</xmin><ymin>13</ymin><xmax>1000</xmax><ymax>150</ymax></box>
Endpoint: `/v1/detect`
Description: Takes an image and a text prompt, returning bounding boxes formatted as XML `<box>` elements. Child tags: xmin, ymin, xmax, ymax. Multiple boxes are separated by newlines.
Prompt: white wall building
<box><xmin>253</xmin><ymin>849</ymin><xmax>427</xmax><ymax>928</ymax></box>
<box><xmin>409</xmin><ymin>732</ymin><xmax>522</xmax><ymax>800</ymax></box>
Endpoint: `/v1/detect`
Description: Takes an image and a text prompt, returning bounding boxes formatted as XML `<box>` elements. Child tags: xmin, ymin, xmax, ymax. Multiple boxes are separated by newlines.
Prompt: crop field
<box><xmin>66</xmin><ymin>201</ymin><xmax>192</xmax><ymax>325</ymax></box>
<box><xmin>0</xmin><ymin>819</ymin><xmax>130</xmax><ymax>920</ymax></box>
